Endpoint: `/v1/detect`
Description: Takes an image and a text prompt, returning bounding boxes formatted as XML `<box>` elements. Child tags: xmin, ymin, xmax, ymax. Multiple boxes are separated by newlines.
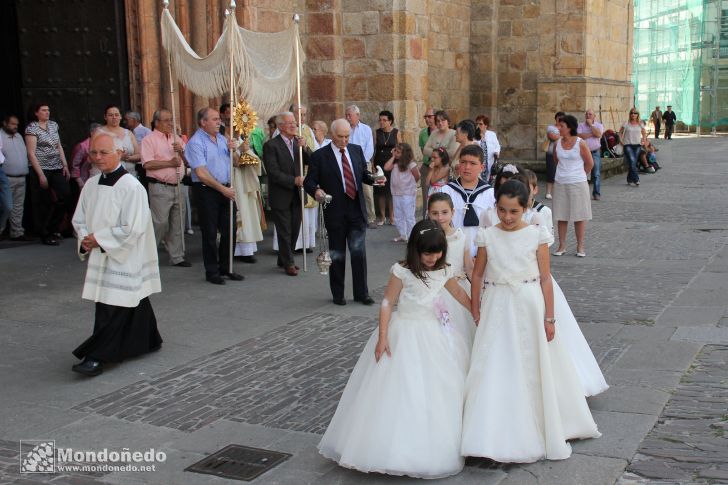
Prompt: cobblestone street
<box><xmin>1</xmin><ymin>136</ymin><xmax>728</xmax><ymax>484</ymax></box>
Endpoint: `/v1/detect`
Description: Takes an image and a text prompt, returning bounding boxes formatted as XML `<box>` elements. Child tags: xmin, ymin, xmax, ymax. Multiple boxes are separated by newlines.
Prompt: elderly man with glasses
<box><xmin>140</xmin><ymin>109</ymin><xmax>191</xmax><ymax>267</ymax></box>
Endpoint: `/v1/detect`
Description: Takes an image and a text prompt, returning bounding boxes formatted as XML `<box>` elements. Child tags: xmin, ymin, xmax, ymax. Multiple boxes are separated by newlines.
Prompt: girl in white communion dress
<box><xmin>318</xmin><ymin>219</ymin><xmax>472</xmax><ymax>479</ymax></box>
<box><xmin>462</xmin><ymin>180</ymin><xmax>600</xmax><ymax>463</ymax></box>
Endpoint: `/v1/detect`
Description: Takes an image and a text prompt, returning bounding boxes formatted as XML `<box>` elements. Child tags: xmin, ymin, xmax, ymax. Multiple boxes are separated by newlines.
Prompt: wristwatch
<box><xmin>544</xmin><ymin>317</ymin><xmax>556</xmax><ymax>324</ymax></box>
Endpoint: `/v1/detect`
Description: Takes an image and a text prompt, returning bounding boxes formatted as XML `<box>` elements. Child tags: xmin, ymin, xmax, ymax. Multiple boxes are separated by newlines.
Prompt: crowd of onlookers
<box><xmin>0</xmin><ymin>103</ymin><xmax>663</xmax><ymax>264</ymax></box>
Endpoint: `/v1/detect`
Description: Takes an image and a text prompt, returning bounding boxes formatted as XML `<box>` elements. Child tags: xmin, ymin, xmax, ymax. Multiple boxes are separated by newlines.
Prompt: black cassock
<box><xmin>71</xmin><ymin>166</ymin><xmax>163</xmax><ymax>363</ymax></box>
<box><xmin>73</xmin><ymin>297</ymin><xmax>162</xmax><ymax>362</ymax></box>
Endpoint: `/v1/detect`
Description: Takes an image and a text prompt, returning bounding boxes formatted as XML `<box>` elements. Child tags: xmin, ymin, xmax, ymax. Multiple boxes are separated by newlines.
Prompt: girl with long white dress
<box><xmin>462</xmin><ymin>180</ymin><xmax>600</xmax><ymax>463</ymax></box>
<box><xmin>480</xmin><ymin>172</ymin><xmax>608</xmax><ymax>397</ymax></box>
<box><xmin>427</xmin><ymin>192</ymin><xmax>476</xmax><ymax>350</ymax></box>
<box><xmin>319</xmin><ymin>220</ymin><xmax>472</xmax><ymax>479</ymax></box>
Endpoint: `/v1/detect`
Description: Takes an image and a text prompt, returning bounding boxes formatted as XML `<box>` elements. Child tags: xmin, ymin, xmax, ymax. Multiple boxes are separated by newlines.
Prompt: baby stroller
<box><xmin>601</xmin><ymin>129</ymin><xmax>622</xmax><ymax>157</ymax></box>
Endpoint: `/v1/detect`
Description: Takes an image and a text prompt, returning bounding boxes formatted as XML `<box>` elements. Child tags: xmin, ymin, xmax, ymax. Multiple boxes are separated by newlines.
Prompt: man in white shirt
<box><xmin>1</xmin><ymin>115</ymin><xmax>31</xmax><ymax>240</ymax></box>
<box><xmin>345</xmin><ymin>105</ymin><xmax>376</xmax><ymax>228</ymax></box>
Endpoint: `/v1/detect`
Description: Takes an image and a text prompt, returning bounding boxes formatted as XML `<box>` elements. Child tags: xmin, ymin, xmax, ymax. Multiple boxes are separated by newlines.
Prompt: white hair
<box><xmin>330</xmin><ymin>118</ymin><xmax>350</xmax><ymax>133</ymax></box>
<box><xmin>276</xmin><ymin>111</ymin><xmax>294</xmax><ymax>125</ymax></box>
<box><xmin>345</xmin><ymin>105</ymin><xmax>360</xmax><ymax>115</ymax></box>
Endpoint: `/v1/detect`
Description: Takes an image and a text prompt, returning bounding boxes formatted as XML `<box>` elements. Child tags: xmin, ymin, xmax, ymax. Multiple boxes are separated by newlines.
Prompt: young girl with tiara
<box><xmin>462</xmin><ymin>179</ymin><xmax>600</xmax><ymax>463</ymax></box>
<box><xmin>318</xmin><ymin>219</ymin><xmax>472</xmax><ymax>479</ymax></box>
<box><xmin>428</xmin><ymin>192</ymin><xmax>477</xmax><ymax>348</ymax></box>
<box><xmin>480</xmin><ymin>170</ymin><xmax>608</xmax><ymax>397</ymax></box>
<box><xmin>384</xmin><ymin>143</ymin><xmax>420</xmax><ymax>242</ymax></box>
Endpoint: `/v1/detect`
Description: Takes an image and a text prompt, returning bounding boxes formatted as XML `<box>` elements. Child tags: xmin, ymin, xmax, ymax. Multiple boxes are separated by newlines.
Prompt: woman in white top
<box><xmin>99</xmin><ymin>105</ymin><xmax>140</xmax><ymax>175</ymax></box>
<box><xmin>422</xmin><ymin>111</ymin><xmax>459</xmax><ymax>161</ymax></box>
<box><xmin>475</xmin><ymin>115</ymin><xmax>501</xmax><ymax>181</ymax></box>
<box><xmin>618</xmin><ymin>108</ymin><xmax>647</xmax><ymax>187</ymax></box>
<box><xmin>552</xmin><ymin>115</ymin><xmax>594</xmax><ymax>258</ymax></box>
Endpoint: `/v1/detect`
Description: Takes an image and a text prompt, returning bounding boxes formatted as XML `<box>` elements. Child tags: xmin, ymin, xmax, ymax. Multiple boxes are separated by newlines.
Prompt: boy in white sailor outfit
<box><xmin>440</xmin><ymin>144</ymin><xmax>495</xmax><ymax>258</ymax></box>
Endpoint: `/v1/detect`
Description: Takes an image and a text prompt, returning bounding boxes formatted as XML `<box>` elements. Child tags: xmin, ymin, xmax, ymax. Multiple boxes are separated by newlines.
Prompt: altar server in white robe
<box><xmin>71</xmin><ymin>134</ymin><xmax>162</xmax><ymax>377</ymax></box>
<box><xmin>440</xmin><ymin>144</ymin><xmax>495</xmax><ymax>258</ymax></box>
<box><xmin>233</xmin><ymin>139</ymin><xmax>264</xmax><ymax>263</ymax></box>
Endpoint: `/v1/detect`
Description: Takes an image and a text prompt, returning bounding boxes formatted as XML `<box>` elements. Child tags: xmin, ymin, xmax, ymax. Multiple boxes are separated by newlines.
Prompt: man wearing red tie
<box><xmin>305</xmin><ymin>118</ymin><xmax>381</xmax><ymax>306</ymax></box>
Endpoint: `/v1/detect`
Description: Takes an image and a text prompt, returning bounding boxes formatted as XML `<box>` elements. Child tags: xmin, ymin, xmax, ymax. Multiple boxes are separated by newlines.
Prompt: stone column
<box><xmin>136</xmin><ymin>0</ymin><xmax>162</xmax><ymax>126</ymax></box>
<box><xmin>305</xmin><ymin>0</ymin><xmax>344</xmax><ymax>124</ymax></box>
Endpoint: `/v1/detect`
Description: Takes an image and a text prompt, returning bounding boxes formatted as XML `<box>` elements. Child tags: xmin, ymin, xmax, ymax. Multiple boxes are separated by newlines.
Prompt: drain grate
<box><xmin>185</xmin><ymin>444</ymin><xmax>291</xmax><ymax>482</ymax></box>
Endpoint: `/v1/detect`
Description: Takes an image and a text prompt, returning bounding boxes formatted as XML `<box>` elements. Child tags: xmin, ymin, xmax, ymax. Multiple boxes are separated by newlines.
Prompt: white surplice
<box><xmin>72</xmin><ymin>169</ymin><xmax>161</xmax><ymax>308</ymax></box>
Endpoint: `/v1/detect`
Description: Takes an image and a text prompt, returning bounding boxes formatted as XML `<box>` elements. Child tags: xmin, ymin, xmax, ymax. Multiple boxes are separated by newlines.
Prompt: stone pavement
<box><xmin>1</xmin><ymin>136</ymin><xmax>728</xmax><ymax>484</ymax></box>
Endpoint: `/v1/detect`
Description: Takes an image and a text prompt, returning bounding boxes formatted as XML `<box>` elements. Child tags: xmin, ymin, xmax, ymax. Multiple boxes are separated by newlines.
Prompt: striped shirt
<box><xmin>25</xmin><ymin>121</ymin><xmax>63</xmax><ymax>170</ymax></box>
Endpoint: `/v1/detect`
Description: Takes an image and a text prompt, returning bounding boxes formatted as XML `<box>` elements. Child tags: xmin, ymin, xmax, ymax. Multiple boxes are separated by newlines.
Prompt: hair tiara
<box><xmin>502</xmin><ymin>164</ymin><xmax>519</xmax><ymax>174</ymax></box>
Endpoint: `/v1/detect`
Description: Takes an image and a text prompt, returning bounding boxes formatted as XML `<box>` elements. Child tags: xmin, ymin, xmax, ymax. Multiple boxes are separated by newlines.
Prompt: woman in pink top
<box><xmin>384</xmin><ymin>143</ymin><xmax>420</xmax><ymax>242</ymax></box>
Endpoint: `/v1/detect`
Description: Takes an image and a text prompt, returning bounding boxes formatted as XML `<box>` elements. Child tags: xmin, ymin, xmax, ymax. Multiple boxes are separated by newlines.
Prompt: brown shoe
<box><xmin>285</xmin><ymin>265</ymin><xmax>299</xmax><ymax>276</ymax></box>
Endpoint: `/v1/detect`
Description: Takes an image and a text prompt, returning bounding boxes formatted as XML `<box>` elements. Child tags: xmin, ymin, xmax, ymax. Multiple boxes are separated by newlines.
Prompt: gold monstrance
<box><xmin>232</xmin><ymin>99</ymin><xmax>259</xmax><ymax>166</ymax></box>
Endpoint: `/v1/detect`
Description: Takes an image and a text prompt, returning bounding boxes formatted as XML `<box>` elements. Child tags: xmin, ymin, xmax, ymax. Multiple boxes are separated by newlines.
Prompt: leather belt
<box><xmin>147</xmin><ymin>177</ymin><xmax>178</xmax><ymax>187</ymax></box>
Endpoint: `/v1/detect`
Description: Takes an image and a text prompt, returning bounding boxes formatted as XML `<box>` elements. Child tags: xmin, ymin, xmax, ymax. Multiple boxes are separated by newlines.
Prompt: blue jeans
<box><xmin>623</xmin><ymin>144</ymin><xmax>641</xmax><ymax>184</ymax></box>
<box><xmin>590</xmin><ymin>150</ymin><xmax>601</xmax><ymax>196</ymax></box>
<box><xmin>0</xmin><ymin>166</ymin><xmax>11</xmax><ymax>232</ymax></box>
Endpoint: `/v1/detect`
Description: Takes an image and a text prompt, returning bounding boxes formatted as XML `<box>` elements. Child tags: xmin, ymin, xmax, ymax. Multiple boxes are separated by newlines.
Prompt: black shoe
<box><xmin>355</xmin><ymin>296</ymin><xmax>376</xmax><ymax>305</ymax></box>
<box><xmin>72</xmin><ymin>359</ymin><xmax>103</xmax><ymax>377</ymax></box>
<box><xmin>222</xmin><ymin>272</ymin><xmax>244</xmax><ymax>281</ymax></box>
<box><xmin>174</xmin><ymin>260</ymin><xmax>192</xmax><ymax>267</ymax></box>
<box><xmin>305</xmin><ymin>248</ymin><xmax>313</xmax><ymax>254</ymax></box>
<box><xmin>237</xmin><ymin>256</ymin><xmax>256</xmax><ymax>264</ymax></box>
<box><xmin>206</xmin><ymin>274</ymin><xmax>226</xmax><ymax>285</ymax></box>
<box><xmin>10</xmin><ymin>234</ymin><xmax>35</xmax><ymax>241</ymax></box>
<box><xmin>333</xmin><ymin>298</ymin><xmax>347</xmax><ymax>306</ymax></box>
<box><xmin>42</xmin><ymin>237</ymin><xmax>59</xmax><ymax>246</ymax></box>
<box><xmin>52</xmin><ymin>232</ymin><xmax>63</xmax><ymax>240</ymax></box>
<box><xmin>294</xmin><ymin>249</ymin><xmax>303</xmax><ymax>254</ymax></box>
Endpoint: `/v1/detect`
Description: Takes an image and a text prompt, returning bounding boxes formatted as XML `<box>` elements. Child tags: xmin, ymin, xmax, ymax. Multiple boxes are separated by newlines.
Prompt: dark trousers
<box><xmin>326</xmin><ymin>196</ymin><xmax>368</xmax><ymax>301</ymax></box>
<box><xmin>654</xmin><ymin>122</ymin><xmax>661</xmax><ymax>139</ymax></box>
<box><xmin>193</xmin><ymin>183</ymin><xmax>236</xmax><ymax>277</ymax></box>
<box><xmin>665</xmin><ymin>124</ymin><xmax>674</xmax><ymax>139</ymax></box>
<box><xmin>29</xmin><ymin>169</ymin><xmax>70</xmax><ymax>238</ymax></box>
<box><xmin>272</xmin><ymin>198</ymin><xmax>302</xmax><ymax>268</ymax></box>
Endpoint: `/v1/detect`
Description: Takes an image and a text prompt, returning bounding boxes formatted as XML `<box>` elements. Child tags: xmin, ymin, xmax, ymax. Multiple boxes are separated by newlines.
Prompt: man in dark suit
<box><xmin>263</xmin><ymin>112</ymin><xmax>310</xmax><ymax>276</ymax></box>
<box><xmin>304</xmin><ymin>118</ymin><xmax>382</xmax><ymax>305</ymax></box>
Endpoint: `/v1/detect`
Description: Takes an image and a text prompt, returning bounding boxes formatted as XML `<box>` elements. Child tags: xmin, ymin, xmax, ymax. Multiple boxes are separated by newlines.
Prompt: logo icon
<box><xmin>20</xmin><ymin>440</ymin><xmax>55</xmax><ymax>473</ymax></box>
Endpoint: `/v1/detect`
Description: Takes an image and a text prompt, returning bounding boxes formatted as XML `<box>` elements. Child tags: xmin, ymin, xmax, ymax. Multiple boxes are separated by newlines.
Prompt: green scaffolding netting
<box><xmin>633</xmin><ymin>0</ymin><xmax>728</xmax><ymax>129</ymax></box>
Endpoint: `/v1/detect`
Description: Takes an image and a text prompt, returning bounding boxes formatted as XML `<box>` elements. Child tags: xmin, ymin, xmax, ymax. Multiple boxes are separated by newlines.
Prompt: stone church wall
<box><xmin>126</xmin><ymin>0</ymin><xmax>633</xmax><ymax>160</ymax></box>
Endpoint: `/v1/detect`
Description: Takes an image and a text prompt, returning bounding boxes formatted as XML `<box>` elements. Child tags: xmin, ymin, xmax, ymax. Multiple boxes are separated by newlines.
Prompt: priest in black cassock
<box><xmin>70</xmin><ymin>133</ymin><xmax>162</xmax><ymax>376</ymax></box>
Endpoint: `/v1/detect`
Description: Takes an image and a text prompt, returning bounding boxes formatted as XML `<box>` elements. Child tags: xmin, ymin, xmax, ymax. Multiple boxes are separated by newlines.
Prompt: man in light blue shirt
<box><xmin>345</xmin><ymin>105</ymin><xmax>376</xmax><ymax>227</ymax></box>
<box><xmin>186</xmin><ymin>107</ymin><xmax>243</xmax><ymax>285</ymax></box>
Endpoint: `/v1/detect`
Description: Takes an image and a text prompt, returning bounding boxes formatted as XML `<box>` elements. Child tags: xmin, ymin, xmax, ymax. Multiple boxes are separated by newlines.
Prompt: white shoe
<box><xmin>553</xmin><ymin>249</ymin><xmax>566</xmax><ymax>256</ymax></box>
<box><xmin>576</xmin><ymin>251</ymin><xmax>586</xmax><ymax>258</ymax></box>
<box><xmin>545</xmin><ymin>193</ymin><xmax>553</xmax><ymax>200</ymax></box>
<box><xmin>186</xmin><ymin>229</ymin><xmax>194</xmax><ymax>235</ymax></box>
